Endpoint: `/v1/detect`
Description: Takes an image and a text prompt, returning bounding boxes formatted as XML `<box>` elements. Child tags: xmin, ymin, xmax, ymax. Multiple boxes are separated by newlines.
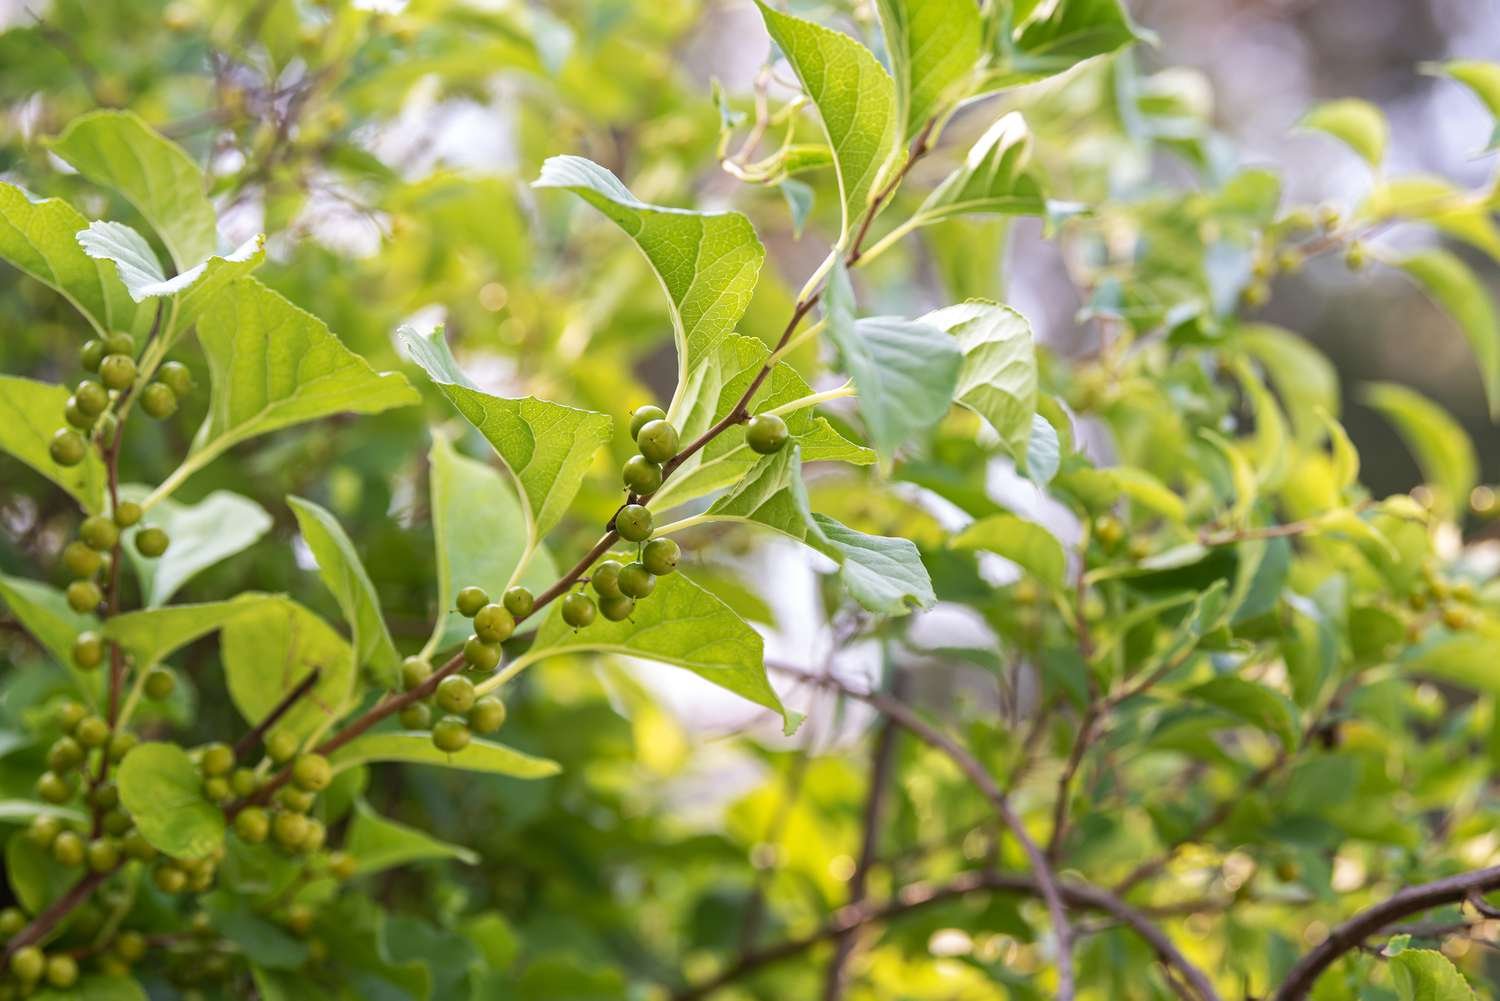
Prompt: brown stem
<box><xmin>0</xmin><ymin>873</ymin><xmax>106</xmax><ymax>964</ymax></box>
<box><xmin>1272</xmin><ymin>865</ymin><xmax>1500</xmax><ymax>1001</ymax></box>
<box><xmin>1046</xmin><ymin>703</ymin><xmax>1098</xmax><ymax>862</ymax></box>
<box><xmin>233</xmin><ymin>668</ymin><xmax>322</xmax><ymax>760</ymax></box>
<box><xmin>845</xmin><ymin>117</ymin><xmax>936</xmax><ymax>268</ymax></box>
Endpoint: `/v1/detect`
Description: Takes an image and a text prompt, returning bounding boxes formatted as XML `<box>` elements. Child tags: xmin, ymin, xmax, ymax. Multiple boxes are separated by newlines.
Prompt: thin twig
<box><xmin>232</xmin><ymin>668</ymin><xmax>322</xmax><ymax>760</ymax></box>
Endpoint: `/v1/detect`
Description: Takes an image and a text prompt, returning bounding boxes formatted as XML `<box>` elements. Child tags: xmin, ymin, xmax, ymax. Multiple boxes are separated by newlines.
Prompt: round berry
<box><xmin>157</xmin><ymin>360</ymin><xmax>193</xmax><ymax>397</ymax></box>
<box><xmin>642</xmin><ymin>537</ymin><xmax>680</xmax><ymax>576</ymax></box>
<box><xmin>623</xmin><ymin>455</ymin><xmax>662</xmax><ymax>495</ymax></box>
<box><xmin>52</xmin><ymin>830</ymin><xmax>84</xmax><ymax>866</ymax></box>
<box><xmin>431</xmin><ymin>715</ymin><xmax>470</xmax><ymax>753</ymax></box>
<box><xmin>115</xmin><ymin>930</ymin><xmax>147</xmax><ymax>962</ymax></box>
<box><xmin>600</xmin><ymin>595</ymin><xmax>635</xmax><ymax>621</ymax></box>
<box><xmin>279</xmin><ymin>787</ymin><xmax>316</xmax><ymax>813</ymax></box>
<box><xmin>54</xmin><ymin>701</ymin><xmax>86</xmax><ymax>731</ymax></box>
<box><xmin>75</xmin><ymin>715</ymin><xmax>110</xmax><ymax>748</ymax></box>
<box><xmin>272</xmin><ymin>811</ymin><xmax>309</xmax><ymax>849</ymax></box>
<box><xmin>65</xmin><ymin>398</ymin><xmax>95</xmax><ymax>430</ymax></box>
<box><xmin>463</xmin><ymin>635</ymin><xmax>501</xmax><ymax>671</ymax></box>
<box><xmin>502</xmin><ymin>586</ymin><xmax>534</xmax><ymax>618</ymax></box>
<box><xmin>10</xmin><ymin>945</ymin><xmax>44</xmax><ymax>983</ymax></box>
<box><xmin>436</xmin><ymin>675</ymin><xmax>476</xmax><ymax>714</ymax></box>
<box><xmin>72</xmin><ymin>631</ymin><xmax>105</xmax><ymax>669</ymax></box>
<box><xmin>635</xmin><ymin>419</ymin><xmax>679</xmax><ymax>464</ymax></box>
<box><xmin>102</xmin><ymin>809</ymin><xmax>132</xmax><ymax>835</ymax></box>
<box><xmin>618</xmin><ymin>562</ymin><xmax>655</xmax><ymax>599</ymax></box>
<box><xmin>62</xmin><ymin>540</ymin><xmax>102</xmax><ymax>578</ymax></box>
<box><xmin>561</xmin><ymin>591</ymin><xmax>596</xmax><ymax>628</ymax></box>
<box><xmin>99</xmin><ymin>354</ymin><xmax>136</xmax><ymax>392</ymax></box>
<box><xmin>47</xmin><ymin>736</ymin><xmax>83</xmax><ymax>772</ymax></box>
<box><xmin>199</xmin><ymin>742</ymin><xmax>234</xmax><ymax>777</ymax></box>
<box><xmin>591</xmin><ymin>559</ymin><xmax>624</xmax><ymax>598</ymax></box>
<box><xmin>456</xmin><ymin>586</ymin><xmax>489</xmax><ymax>617</ymax></box>
<box><xmin>230</xmin><ymin>767</ymin><xmax>258</xmax><ymax>798</ymax></box>
<box><xmin>103</xmin><ymin>332</ymin><xmax>134</xmax><ymax>357</ymax></box>
<box><xmin>80</xmin><ymin>515</ymin><xmax>119</xmax><ymax>551</ymax></box>
<box><xmin>745</xmin><ymin>413</ymin><xmax>789</xmax><ymax>454</ymax></box>
<box><xmin>399</xmin><ymin>702</ymin><xmax>431</xmax><ymax>729</ymax></box>
<box><xmin>401</xmin><ymin>656</ymin><xmax>432</xmax><ymax>691</ymax></box>
<box><xmin>88</xmin><ymin>783</ymin><xmax>119</xmax><ymax>811</ymax></box>
<box><xmin>86</xmin><ymin>838</ymin><xmax>120</xmax><ymax>873</ymax></box>
<box><xmin>45</xmin><ymin>953</ymin><xmax>78</xmax><ymax>989</ymax></box>
<box><xmin>28</xmin><ymin>815</ymin><xmax>61</xmax><ymax>849</ymax></box>
<box><xmin>139</xmin><ymin>382</ymin><xmax>177</xmax><ymax>419</ymax></box>
<box><xmin>473</xmin><ymin>603</ymin><xmax>515</xmax><ymax>643</ymax></box>
<box><xmin>265</xmin><ymin>730</ymin><xmax>298</xmax><ymax>763</ymax></box>
<box><xmin>50</xmin><ymin>429</ymin><xmax>86</xmax><ymax>467</ymax></box>
<box><xmin>629</xmin><ymin>404</ymin><xmax>667</xmax><ymax>439</ymax></box>
<box><xmin>80</xmin><ymin>339</ymin><xmax>106</xmax><ymax>372</ymax></box>
<box><xmin>616</xmin><ymin>504</ymin><xmax>653</xmax><ymax>542</ymax></box>
<box><xmin>291</xmin><ymin>754</ymin><xmax>331</xmax><ymax>792</ymax></box>
<box><xmin>66</xmin><ymin>579</ymin><xmax>101</xmax><ymax>614</ymax></box>
<box><xmin>143</xmin><ymin>667</ymin><xmax>176</xmax><ymax>700</ymax></box>
<box><xmin>135</xmin><ymin>527</ymin><xmax>170</xmax><ymax>558</ymax></box>
<box><xmin>108</xmin><ymin>731</ymin><xmax>137</xmax><ymax>763</ymax></box>
<box><xmin>468</xmin><ymin>696</ymin><xmax>506</xmax><ymax>734</ymax></box>
<box><xmin>113</xmin><ymin>500</ymin><xmax>142</xmax><ymax>527</ymax></box>
<box><xmin>327</xmin><ymin>851</ymin><xmax>358</xmax><ymax>881</ymax></box>
<box><xmin>299</xmin><ymin>818</ymin><xmax>327</xmax><ymax>854</ymax></box>
<box><xmin>0</xmin><ymin>906</ymin><xmax>24</xmax><ymax>937</ymax></box>
<box><xmin>233</xmin><ymin>805</ymin><xmax>269</xmax><ymax>843</ymax></box>
<box><xmin>285</xmin><ymin>903</ymin><xmax>316</xmax><ymax>936</ymax></box>
<box><xmin>153</xmin><ymin>864</ymin><xmax>187</xmax><ymax>893</ymax></box>
<box><xmin>75</xmin><ymin>380</ymin><xmax>109</xmax><ymax>416</ymax></box>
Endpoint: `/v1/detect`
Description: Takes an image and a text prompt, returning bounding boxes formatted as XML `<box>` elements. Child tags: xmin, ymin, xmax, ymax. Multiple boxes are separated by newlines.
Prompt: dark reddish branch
<box><xmin>233</xmin><ymin>668</ymin><xmax>322</xmax><ymax>760</ymax></box>
<box><xmin>1272</xmin><ymin>866</ymin><xmax>1500</xmax><ymax>1001</ymax></box>
<box><xmin>0</xmin><ymin>873</ymin><xmax>106</xmax><ymax>964</ymax></box>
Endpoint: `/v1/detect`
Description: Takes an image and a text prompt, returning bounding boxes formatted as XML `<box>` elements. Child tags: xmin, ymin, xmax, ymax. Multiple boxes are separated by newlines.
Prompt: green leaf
<box><xmin>6</xmin><ymin>833</ymin><xmax>78</xmax><ymax>915</ymax></box>
<box><xmin>1403</xmin><ymin>630</ymin><xmax>1500</xmax><ymax>695</ymax></box>
<box><xmin>516</xmin><ymin>570</ymin><xmax>791</xmax><ymax>728</ymax></box>
<box><xmin>876</xmin><ymin>0</ymin><xmax>983</xmax><ymax>139</ymax></box>
<box><xmin>531</xmin><ymin>156</ymin><xmax>765</xmax><ymax>390</ymax></box>
<box><xmin>0</xmin><ymin>801</ymin><xmax>88</xmax><ymax>825</ymax></box>
<box><xmin>1389</xmin><ymin>948</ymin><xmax>1476</xmax><ymax>1001</ymax></box>
<box><xmin>401</xmin><ymin>325</ymin><xmax>613</xmax><ymax>546</ymax></box>
<box><xmin>0</xmin><ymin>181</ymin><xmax>145</xmax><ymax>338</ymax></box>
<box><xmin>912</xmin><ymin>113</ymin><xmax>1047</xmax><ymax>232</ymax></box>
<box><xmin>920</xmin><ymin>298</ymin><xmax>1038</xmax><ymax>457</ymax></box>
<box><xmin>202</xmin><ymin>892</ymin><xmax>308</xmax><ymax>969</ymax></box>
<box><xmin>756</xmin><ymin>2</ymin><xmax>900</xmax><ymax>243</ymax></box>
<box><xmin>985</xmin><ymin>0</ymin><xmax>1145</xmax><ymax>90</ymax></box>
<box><xmin>0</xmin><ymin>375</ymin><xmax>108</xmax><ymax>511</ymax></box>
<box><xmin>1186</xmin><ymin>676</ymin><xmax>1298</xmax><ymax>749</ymax></box>
<box><xmin>288</xmin><ymin>496</ymin><xmax>400</xmax><ymax>684</ymax></box>
<box><xmin>426</xmin><ymin>434</ymin><xmax>556</xmax><ymax>651</ymax></box>
<box><xmin>179</xmin><ymin>278</ymin><xmax>418</xmax><ymax>495</ymax></box>
<box><xmin>824</xmin><ymin>263</ymin><xmax>962</xmax><ymax>468</ymax></box>
<box><xmin>1025</xmin><ymin>412</ymin><xmax>1062</xmax><ymax>486</ymax></box>
<box><xmin>49</xmin><ymin>110</ymin><xmax>217</xmax><ymax>269</ymax></box>
<box><xmin>1362</xmin><ymin>176</ymin><xmax>1500</xmax><ymax>261</ymax></box>
<box><xmin>1364</xmin><ymin>382</ymin><xmax>1477</xmax><ymax>516</ymax></box>
<box><xmin>34</xmin><ymin>975</ymin><xmax>147</xmax><ymax>1001</ymax></box>
<box><xmin>221</xmin><ymin>597</ymin><xmax>358</xmax><ymax>746</ymax></box>
<box><xmin>327</xmin><ymin>732</ymin><xmax>561</xmax><ymax>779</ymax></box>
<box><xmin>1238</xmin><ymin>324</ymin><xmax>1340</xmax><ymax>444</ymax></box>
<box><xmin>1431</xmin><ymin>60</ymin><xmax>1500</xmax><ymax>150</ymax></box>
<box><xmin>810</xmin><ymin>513</ymin><xmax>936</xmax><ymax>614</ymax></box>
<box><xmin>1399</xmin><ymin>250</ymin><xmax>1500</xmax><ymax>419</ymax></box>
<box><xmin>117</xmin><ymin>742</ymin><xmax>225</xmax><ymax>859</ymax></box>
<box><xmin>104</xmin><ymin>594</ymin><xmax>271</xmax><ymax>669</ymax></box>
<box><xmin>117</xmin><ymin>486</ymin><xmax>272</xmax><ymax>608</ymax></box>
<box><xmin>950</xmin><ymin>513</ymin><xmax>1067</xmax><ymax>590</ymax></box>
<box><xmin>345</xmin><ymin>799</ymin><xmax>480</xmax><ymax>874</ymax></box>
<box><xmin>1299</xmin><ymin>98</ymin><xmax>1388</xmax><ymax>168</ymax></box>
<box><xmin>0</xmin><ymin>573</ymin><xmax>101</xmax><ymax>698</ymax></box>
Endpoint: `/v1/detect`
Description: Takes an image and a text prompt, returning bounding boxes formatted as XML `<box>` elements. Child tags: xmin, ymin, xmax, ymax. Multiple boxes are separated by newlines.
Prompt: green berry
<box><xmin>399</xmin><ymin>702</ymin><xmax>431</xmax><ymax>729</ymax></box>
<box><xmin>431</xmin><ymin>715</ymin><xmax>471</xmax><ymax>753</ymax></box>
<box><xmin>75</xmin><ymin>715</ymin><xmax>110</xmax><ymax>747</ymax></box>
<box><xmin>135</xmin><ymin>527</ymin><xmax>169</xmax><ymax>558</ymax></box>
<box><xmin>463</xmin><ymin>635</ymin><xmax>501</xmax><ymax>671</ymax></box>
<box><xmin>401</xmin><ymin>656</ymin><xmax>432</xmax><ymax>691</ymax></box>
<box><xmin>278</xmin><ymin>787</ymin><xmax>316</xmax><ymax>813</ymax></box>
<box><xmin>107</xmin><ymin>731</ymin><xmax>137</xmax><ymax>762</ymax></box>
<box><xmin>143</xmin><ymin>667</ymin><xmax>176</xmax><ymax>700</ymax></box>
<box><xmin>62</xmin><ymin>540</ymin><xmax>102</xmax><ymax>578</ymax></box>
<box><xmin>623</xmin><ymin>455</ymin><xmax>663</xmax><ymax>494</ymax></box>
<box><xmin>28</xmin><ymin>815</ymin><xmax>62</xmax><ymax>848</ymax></box>
<box><xmin>103</xmin><ymin>332</ymin><xmax>134</xmax><ymax>357</ymax></box>
<box><xmin>327</xmin><ymin>851</ymin><xmax>358</xmax><ymax>880</ymax></box>
<box><xmin>80</xmin><ymin>514</ymin><xmax>119</xmax><ymax>551</ymax></box>
<box><xmin>745</xmin><ymin>413</ymin><xmax>789</xmax><ymax>454</ymax></box>
<box><xmin>47</xmin><ymin>736</ymin><xmax>83</xmax><ymax>772</ymax></box>
<box><xmin>45</xmin><ymin>953</ymin><xmax>78</xmax><ymax>989</ymax></box>
<box><xmin>54</xmin><ymin>701</ymin><xmax>86</xmax><ymax>730</ymax></box>
<box><xmin>52</xmin><ymin>830</ymin><xmax>85</xmax><ymax>866</ymax></box>
<box><xmin>272</xmin><ymin>811</ymin><xmax>310</xmax><ymax>849</ymax></box>
<box><xmin>285</xmin><ymin>903</ymin><xmax>316</xmax><ymax>936</ymax></box>
<box><xmin>618</xmin><ymin>562</ymin><xmax>655</xmax><ymax>599</ymax></box>
<box><xmin>80</xmin><ymin>339</ymin><xmax>106</xmax><ymax>372</ymax></box>
<box><xmin>115</xmin><ymin>930</ymin><xmax>147</xmax><ymax>962</ymax></box>
<box><xmin>234</xmin><ymin>808</ymin><xmax>269</xmax><ymax>843</ymax></box>
<box><xmin>299</xmin><ymin>818</ymin><xmax>326</xmax><ymax>853</ymax></box>
<box><xmin>50</xmin><ymin>428</ymin><xmax>86</xmax><ymax>466</ymax></box>
<box><xmin>265</xmin><ymin>730</ymin><xmax>298</xmax><ymax>763</ymax></box>
<box><xmin>468</xmin><ymin>696</ymin><xmax>506</xmax><ymax>734</ymax></box>
<box><xmin>616</xmin><ymin>504</ymin><xmax>652</xmax><ymax>542</ymax></box>
<box><xmin>113</xmin><ymin>500</ymin><xmax>142</xmax><ymax>527</ymax></box>
<box><xmin>473</xmin><ymin>603</ymin><xmax>515</xmax><ymax>643</ymax></box>
<box><xmin>635</xmin><ymin>419</ymin><xmax>679</xmax><ymax>463</ymax></box>
<box><xmin>88</xmin><ymin>783</ymin><xmax>119</xmax><ymax>811</ymax></box>
<box><xmin>87</xmin><ymin>838</ymin><xmax>121</xmax><ymax>873</ymax></box>
<box><xmin>230</xmin><ymin>767</ymin><xmax>258</xmax><ymax>798</ymax></box>
<box><xmin>600</xmin><ymin>595</ymin><xmax>635</xmax><ymax>621</ymax></box>
<box><xmin>203</xmin><ymin>777</ymin><xmax>232</xmax><ymax>802</ymax></box>
<box><xmin>122</xmin><ymin>830</ymin><xmax>156</xmax><ymax>862</ymax></box>
<box><xmin>158</xmin><ymin>360</ymin><xmax>194</xmax><ymax>397</ymax></box>
<box><xmin>99</xmin><ymin>353</ymin><xmax>136</xmax><ymax>391</ymax></box>
<box><xmin>0</xmin><ymin>906</ymin><xmax>24</xmax><ymax>937</ymax></box>
<box><xmin>291</xmin><ymin>754</ymin><xmax>331</xmax><ymax>792</ymax></box>
<box><xmin>75</xmin><ymin>379</ymin><xmax>109</xmax><ymax>416</ymax></box>
<box><xmin>591</xmin><ymin>559</ymin><xmax>624</xmax><ymax>598</ymax></box>
<box><xmin>153</xmin><ymin>864</ymin><xmax>187</xmax><ymax>893</ymax></box>
<box><xmin>629</xmin><ymin>404</ymin><xmax>667</xmax><ymax>439</ymax></box>
<box><xmin>9</xmin><ymin>945</ymin><xmax>44</xmax><ymax>983</ymax></box>
<box><xmin>199</xmin><ymin>742</ymin><xmax>235</xmax><ymax>776</ymax></box>
<box><xmin>456</xmin><ymin>586</ymin><xmax>489</xmax><ymax>617</ymax></box>
<box><xmin>562</xmin><ymin>591</ymin><xmax>596</xmax><ymax>628</ymax></box>
<box><xmin>102</xmin><ymin>809</ymin><xmax>132</xmax><ymax>835</ymax></box>
<box><xmin>642</xmin><ymin>537</ymin><xmax>680</xmax><ymax>576</ymax></box>
<box><xmin>436</xmin><ymin>675</ymin><xmax>476</xmax><ymax>714</ymax></box>
<box><xmin>73</xmin><ymin>631</ymin><xmax>105</xmax><ymax>669</ymax></box>
<box><xmin>65</xmin><ymin>398</ymin><xmax>95</xmax><ymax>430</ymax></box>
<box><xmin>140</xmin><ymin>382</ymin><xmax>177</xmax><ymax>419</ymax></box>
<box><xmin>502</xmin><ymin>586</ymin><xmax>534</xmax><ymax>618</ymax></box>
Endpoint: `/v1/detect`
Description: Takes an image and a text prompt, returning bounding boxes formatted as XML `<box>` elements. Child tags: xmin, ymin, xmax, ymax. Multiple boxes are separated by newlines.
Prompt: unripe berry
<box><xmin>113</xmin><ymin>500</ymin><xmax>142</xmax><ymax>527</ymax></box>
<box><xmin>401</xmin><ymin>656</ymin><xmax>432</xmax><ymax>691</ymax></box>
<box><xmin>103</xmin><ymin>332</ymin><xmax>134</xmax><ymax>357</ymax></box>
<box><xmin>327</xmin><ymin>851</ymin><xmax>358</xmax><ymax>880</ymax></box>
<box><xmin>122</xmin><ymin>830</ymin><xmax>156</xmax><ymax>861</ymax></box>
<box><xmin>80</xmin><ymin>515</ymin><xmax>119</xmax><ymax>551</ymax></box>
<box><xmin>115</xmin><ymin>930</ymin><xmax>147</xmax><ymax>962</ymax></box>
<box><xmin>235</xmin><ymin>807</ymin><xmax>270</xmax><ymax>843</ymax></box>
<box><xmin>28</xmin><ymin>815</ymin><xmax>61</xmax><ymax>848</ymax></box>
<box><xmin>618</xmin><ymin>562</ymin><xmax>655</xmax><ymax>599</ymax></box>
<box><xmin>75</xmin><ymin>715</ymin><xmax>109</xmax><ymax>748</ymax></box>
<box><xmin>75</xmin><ymin>381</ymin><xmax>107</xmax><ymax>417</ymax></box>
<box><xmin>399</xmin><ymin>702</ymin><xmax>431</xmax><ymax>729</ymax></box>
<box><xmin>279</xmin><ymin>787</ymin><xmax>316</xmax><ymax>813</ymax></box>
<box><xmin>108</xmin><ymin>732</ymin><xmax>137</xmax><ymax>762</ymax></box>
<box><xmin>10</xmin><ymin>945</ymin><xmax>44</xmax><ymax>983</ymax></box>
<box><xmin>265</xmin><ymin>730</ymin><xmax>298</xmax><ymax>763</ymax></box>
<box><xmin>54</xmin><ymin>700</ymin><xmax>86</xmax><ymax>731</ymax></box>
<box><xmin>456</xmin><ymin>586</ymin><xmax>489</xmax><ymax>617</ymax></box>
<box><xmin>299</xmin><ymin>818</ymin><xmax>326</xmax><ymax>854</ymax></box>
<box><xmin>199</xmin><ymin>742</ymin><xmax>235</xmax><ymax>776</ymax></box>
<box><xmin>157</xmin><ymin>360</ymin><xmax>194</xmax><ymax>397</ymax></box>
<box><xmin>591</xmin><ymin>559</ymin><xmax>624</xmax><ymax>598</ymax></box>
<box><xmin>431</xmin><ymin>715</ymin><xmax>471</xmax><ymax>753</ymax></box>
<box><xmin>94</xmin><ymin>412</ymin><xmax>118</xmax><ymax>446</ymax></box>
<box><xmin>80</xmin><ymin>339</ymin><xmax>106</xmax><ymax>372</ymax></box>
<box><xmin>135</xmin><ymin>527</ymin><xmax>170</xmax><ymax>558</ymax></box>
<box><xmin>73</xmin><ymin>631</ymin><xmax>105</xmax><ymax>669</ymax></box>
<box><xmin>47</xmin><ymin>736</ymin><xmax>83</xmax><ymax>771</ymax></box>
<box><xmin>285</xmin><ymin>903</ymin><xmax>316</xmax><ymax>936</ymax></box>
<box><xmin>139</xmin><ymin>382</ymin><xmax>177</xmax><ymax>419</ymax></box>
<box><xmin>230</xmin><ymin>767</ymin><xmax>258</xmax><ymax>798</ymax></box>
<box><xmin>88</xmin><ymin>783</ymin><xmax>119</xmax><ymax>811</ymax></box>
<box><xmin>561</xmin><ymin>592</ymin><xmax>596</xmax><ymax>628</ymax></box>
<box><xmin>144</xmin><ymin>667</ymin><xmax>176</xmax><ymax>700</ymax></box>
<box><xmin>291</xmin><ymin>754</ymin><xmax>331</xmax><ymax>792</ymax></box>
<box><xmin>0</xmin><ymin>907</ymin><xmax>24</xmax><ymax>936</ymax></box>
<box><xmin>616</xmin><ymin>504</ymin><xmax>652</xmax><ymax>542</ymax></box>
<box><xmin>45</xmin><ymin>954</ymin><xmax>78</xmax><ymax>989</ymax></box>
<box><xmin>436</xmin><ymin>675</ymin><xmax>476</xmax><ymax>714</ymax></box>
<box><xmin>623</xmin><ymin>455</ymin><xmax>662</xmax><ymax>494</ymax></box>
<box><xmin>468</xmin><ymin>696</ymin><xmax>506</xmax><ymax>733</ymax></box>
<box><xmin>65</xmin><ymin>398</ymin><xmax>94</xmax><ymax>430</ymax></box>
<box><xmin>642</xmin><ymin>538</ymin><xmax>680</xmax><ymax>576</ymax></box>
<box><xmin>272</xmin><ymin>811</ymin><xmax>310</xmax><ymax>849</ymax></box>
<box><xmin>87</xmin><ymin>837</ymin><xmax>121</xmax><ymax>873</ymax></box>
<box><xmin>102</xmin><ymin>809</ymin><xmax>132</xmax><ymax>835</ymax></box>
<box><xmin>153</xmin><ymin>864</ymin><xmax>187</xmax><ymax>893</ymax></box>
<box><xmin>99</xmin><ymin>354</ymin><xmax>136</xmax><ymax>391</ymax></box>
<box><xmin>629</xmin><ymin>404</ymin><xmax>667</xmax><ymax>439</ymax></box>
<box><xmin>62</xmin><ymin>540</ymin><xmax>102</xmax><ymax>578</ymax></box>
<box><xmin>50</xmin><ymin>428</ymin><xmax>86</xmax><ymax>467</ymax></box>
<box><xmin>202</xmin><ymin>776</ymin><xmax>232</xmax><ymax>802</ymax></box>
<box><xmin>635</xmin><ymin>419</ymin><xmax>679</xmax><ymax>463</ymax></box>
<box><xmin>463</xmin><ymin>635</ymin><xmax>501</xmax><ymax>671</ymax></box>
<box><xmin>52</xmin><ymin>830</ymin><xmax>85</xmax><ymax>866</ymax></box>
<box><xmin>745</xmin><ymin>413</ymin><xmax>789</xmax><ymax>454</ymax></box>
<box><xmin>502</xmin><ymin>586</ymin><xmax>534</xmax><ymax>618</ymax></box>
<box><xmin>473</xmin><ymin>603</ymin><xmax>515</xmax><ymax>643</ymax></box>
<box><xmin>600</xmin><ymin>595</ymin><xmax>635</xmax><ymax>621</ymax></box>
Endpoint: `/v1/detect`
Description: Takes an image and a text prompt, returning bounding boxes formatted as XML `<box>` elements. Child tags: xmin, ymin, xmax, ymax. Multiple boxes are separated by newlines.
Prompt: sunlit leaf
<box><xmin>327</xmin><ymin>732</ymin><xmax>561</xmax><ymax>779</ymax></box>
<box><xmin>1299</xmin><ymin>98</ymin><xmax>1387</xmax><ymax>168</ymax></box>
<box><xmin>117</xmin><ymin>742</ymin><xmax>225</xmax><ymax>859</ymax></box>
<box><xmin>0</xmin><ymin>375</ymin><xmax>108</xmax><ymax>511</ymax></box>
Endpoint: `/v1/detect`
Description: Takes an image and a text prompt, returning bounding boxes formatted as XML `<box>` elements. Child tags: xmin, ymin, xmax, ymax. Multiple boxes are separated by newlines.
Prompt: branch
<box><xmin>1272</xmin><ymin>865</ymin><xmax>1500</xmax><ymax>1001</ymax></box>
<box><xmin>232</xmin><ymin>668</ymin><xmax>321</xmax><ymax>760</ymax></box>
<box><xmin>0</xmin><ymin>873</ymin><xmax>106</xmax><ymax>963</ymax></box>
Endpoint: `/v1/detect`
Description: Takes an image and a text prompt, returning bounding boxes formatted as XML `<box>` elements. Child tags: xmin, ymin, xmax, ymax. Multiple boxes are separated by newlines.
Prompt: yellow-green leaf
<box><xmin>1299</xmin><ymin>98</ymin><xmax>1387</xmax><ymax>168</ymax></box>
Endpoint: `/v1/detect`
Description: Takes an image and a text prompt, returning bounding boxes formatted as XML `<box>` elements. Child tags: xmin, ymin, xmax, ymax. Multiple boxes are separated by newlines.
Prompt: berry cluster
<box><xmin>49</xmin><ymin>332</ymin><xmax>193</xmax><ymax>469</ymax></box>
<box><xmin>60</xmin><ymin>505</ymin><xmax>170</xmax><ymax>617</ymax></box>
<box><xmin>219</xmin><ymin>734</ymin><xmax>339</xmax><ymax>866</ymax></box>
<box><xmin>400</xmin><ymin>591</ymin><xmax>515</xmax><ymax>755</ymax></box>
